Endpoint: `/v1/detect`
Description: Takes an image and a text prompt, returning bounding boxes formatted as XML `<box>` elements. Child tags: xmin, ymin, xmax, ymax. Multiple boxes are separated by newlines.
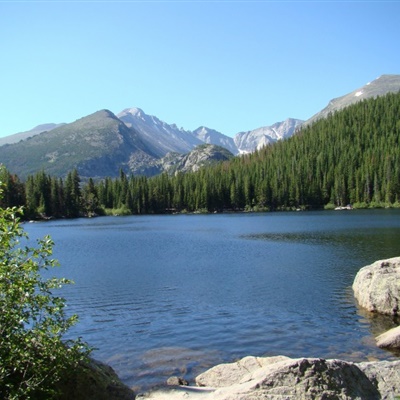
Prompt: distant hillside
<box><xmin>0</xmin><ymin>110</ymin><xmax>157</xmax><ymax>179</ymax></box>
<box><xmin>0</xmin><ymin>123</ymin><xmax>65</xmax><ymax>146</ymax></box>
<box><xmin>222</xmin><ymin>91</ymin><xmax>400</xmax><ymax>210</ymax></box>
<box><xmin>306</xmin><ymin>74</ymin><xmax>400</xmax><ymax>125</ymax></box>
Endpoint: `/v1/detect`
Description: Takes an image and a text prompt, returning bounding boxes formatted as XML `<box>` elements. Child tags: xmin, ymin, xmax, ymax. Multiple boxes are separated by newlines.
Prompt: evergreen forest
<box><xmin>1</xmin><ymin>91</ymin><xmax>400</xmax><ymax>220</ymax></box>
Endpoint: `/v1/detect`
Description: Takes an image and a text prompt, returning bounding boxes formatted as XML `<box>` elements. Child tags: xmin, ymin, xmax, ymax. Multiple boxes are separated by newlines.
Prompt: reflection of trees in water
<box><xmin>244</xmin><ymin>229</ymin><xmax>400</xmax><ymax>261</ymax></box>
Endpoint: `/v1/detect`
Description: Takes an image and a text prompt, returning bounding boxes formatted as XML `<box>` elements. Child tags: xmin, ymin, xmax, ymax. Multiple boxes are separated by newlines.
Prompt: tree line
<box><xmin>1</xmin><ymin>91</ymin><xmax>400</xmax><ymax>219</ymax></box>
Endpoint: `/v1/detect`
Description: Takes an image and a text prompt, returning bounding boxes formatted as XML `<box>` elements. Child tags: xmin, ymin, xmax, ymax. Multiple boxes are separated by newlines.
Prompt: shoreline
<box><xmin>135</xmin><ymin>355</ymin><xmax>400</xmax><ymax>399</ymax></box>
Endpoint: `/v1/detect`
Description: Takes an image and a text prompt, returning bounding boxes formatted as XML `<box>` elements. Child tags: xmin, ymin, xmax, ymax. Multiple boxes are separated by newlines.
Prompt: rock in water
<box><xmin>352</xmin><ymin>257</ymin><xmax>400</xmax><ymax>315</ymax></box>
<box><xmin>167</xmin><ymin>376</ymin><xmax>189</xmax><ymax>386</ymax></box>
<box><xmin>376</xmin><ymin>325</ymin><xmax>400</xmax><ymax>349</ymax></box>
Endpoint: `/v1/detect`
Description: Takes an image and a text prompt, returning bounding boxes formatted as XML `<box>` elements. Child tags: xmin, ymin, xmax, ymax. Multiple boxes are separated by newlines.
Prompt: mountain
<box><xmin>117</xmin><ymin>108</ymin><xmax>302</xmax><ymax>155</ymax></box>
<box><xmin>117</xmin><ymin>107</ymin><xmax>203</xmax><ymax>157</ymax></box>
<box><xmin>0</xmin><ymin>110</ymin><xmax>158</xmax><ymax>180</ymax></box>
<box><xmin>306</xmin><ymin>74</ymin><xmax>400</xmax><ymax>125</ymax></box>
<box><xmin>0</xmin><ymin>109</ymin><xmax>233</xmax><ymax>180</ymax></box>
<box><xmin>0</xmin><ymin>123</ymin><xmax>65</xmax><ymax>146</ymax></box>
<box><xmin>1</xmin><ymin>74</ymin><xmax>399</xmax><ymax>180</ymax></box>
<box><xmin>192</xmin><ymin>127</ymin><xmax>238</xmax><ymax>155</ymax></box>
<box><xmin>118</xmin><ymin>108</ymin><xmax>240</xmax><ymax>155</ymax></box>
<box><xmin>234</xmin><ymin>118</ymin><xmax>304</xmax><ymax>154</ymax></box>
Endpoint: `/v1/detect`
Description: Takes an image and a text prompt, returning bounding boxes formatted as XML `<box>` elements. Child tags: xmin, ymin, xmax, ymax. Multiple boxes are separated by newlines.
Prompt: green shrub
<box><xmin>0</xmin><ymin>192</ymin><xmax>90</xmax><ymax>399</ymax></box>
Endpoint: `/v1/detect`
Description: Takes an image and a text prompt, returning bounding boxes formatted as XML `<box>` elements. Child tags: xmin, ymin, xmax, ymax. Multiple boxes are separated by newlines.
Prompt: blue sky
<box><xmin>1</xmin><ymin>1</ymin><xmax>399</xmax><ymax>138</ymax></box>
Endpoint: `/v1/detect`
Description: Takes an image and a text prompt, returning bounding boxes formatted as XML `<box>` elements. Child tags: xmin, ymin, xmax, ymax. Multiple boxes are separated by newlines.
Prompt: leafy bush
<box><xmin>0</xmin><ymin>196</ymin><xmax>90</xmax><ymax>399</ymax></box>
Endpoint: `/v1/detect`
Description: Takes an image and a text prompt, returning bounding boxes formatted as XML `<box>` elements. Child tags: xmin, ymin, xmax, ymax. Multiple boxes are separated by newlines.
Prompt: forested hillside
<box><xmin>1</xmin><ymin>91</ymin><xmax>399</xmax><ymax>219</ymax></box>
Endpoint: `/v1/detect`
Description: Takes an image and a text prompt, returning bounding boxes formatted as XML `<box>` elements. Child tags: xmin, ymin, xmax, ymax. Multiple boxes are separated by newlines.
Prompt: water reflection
<box><xmin>243</xmin><ymin>228</ymin><xmax>400</xmax><ymax>260</ymax></box>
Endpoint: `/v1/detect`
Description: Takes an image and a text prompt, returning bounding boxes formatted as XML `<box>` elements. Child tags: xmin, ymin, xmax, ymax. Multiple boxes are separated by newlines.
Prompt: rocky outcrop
<box><xmin>195</xmin><ymin>355</ymin><xmax>290</xmax><ymax>387</ymax></box>
<box><xmin>137</xmin><ymin>356</ymin><xmax>400</xmax><ymax>399</ymax></box>
<box><xmin>58</xmin><ymin>358</ymin><xmax>135</xmax><ymax>400</ymax></box>
<box><xmin>352</xmin><ymin>256</ymin><xmax>400</xmax><ymax>315</ymax></box>
<box><xmin>165</xmin><ymin>144</ymin><xmax>234</xmax><ymax>174</ymax></box>
<box><xmin>376</xmin><ymin>325</ymin><xmax>400</xmax><ymax>350</ymax></box>
<box><xmin>358</xmin><ymin>359</ymin><xmax>400</xmax><ymax>398</ymax></box>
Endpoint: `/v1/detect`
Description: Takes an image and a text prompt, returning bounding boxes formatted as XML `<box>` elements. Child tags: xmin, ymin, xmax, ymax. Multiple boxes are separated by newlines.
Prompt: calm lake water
<box><xmin>25</xmin><ymin>210</ymin><xmax>400</xmax><ymax>393</ymax></box>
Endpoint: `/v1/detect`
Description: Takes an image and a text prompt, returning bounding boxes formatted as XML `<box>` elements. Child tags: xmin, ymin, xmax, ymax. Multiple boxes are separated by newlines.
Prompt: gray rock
<box><xmin>358</xmin><ymin>360</ymin><xmax>400</xmax><ymax>400</ymax></box>
<box><xmin>166</xmin><ymin>376</ymin><xmax>189</xmax><ymax>386</ymax></box>
<box><xmin>198</xmin><ymin>356</ymin><xmax>379</xmax><ymax>399</ymax></box>
<box><xmin>376</xmin><ymin>325</ymin><xmax>400</xmax><ymax>349</ymax></box>
<box><xmin>195</xmin><ymin>355</ymin><xmax>290</xmax><ymax>387</ymax></box>
<box><xmin>352</xmin><ymin>257</ymin><xmax>400</xmax><ymax>315</ymax></box>
<box><xmin>142</xmin><ymin>356</ymin><xmax>400</xmax><ymax>399</ymax></box>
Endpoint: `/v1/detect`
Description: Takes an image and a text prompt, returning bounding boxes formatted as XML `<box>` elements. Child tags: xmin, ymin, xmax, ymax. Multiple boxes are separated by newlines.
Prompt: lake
<box><xmin>24</xmin><ymin>210</ymin><xmax>400</xmax><ymax>393</ymax></box>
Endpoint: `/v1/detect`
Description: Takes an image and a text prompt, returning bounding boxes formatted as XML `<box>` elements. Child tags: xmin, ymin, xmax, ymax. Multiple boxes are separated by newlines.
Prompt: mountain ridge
<box><xmin>305</xmin><ymin>74</ymin><xmax>400</xmax><ymax>125</ymax></box>
<box><xmin>0</xmin><ymin>74</ymin><xmax>399</xmax><ymax>180</ymax></box>
<box><xmin>0</xmin><ymin>109</ymin><xmax>159</xmax><ymax>179</ymax></box>
<box><xmin>0</xmin><ymin>123</ymin><xmax>66</xmax><ymax>147</ymax></box>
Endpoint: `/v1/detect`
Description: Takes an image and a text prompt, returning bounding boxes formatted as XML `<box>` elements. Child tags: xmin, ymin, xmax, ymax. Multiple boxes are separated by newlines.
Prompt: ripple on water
<box><xmin>25</xmin><ymin>211</ymin><xmax>400</xmax><ymax>393</ymax></box>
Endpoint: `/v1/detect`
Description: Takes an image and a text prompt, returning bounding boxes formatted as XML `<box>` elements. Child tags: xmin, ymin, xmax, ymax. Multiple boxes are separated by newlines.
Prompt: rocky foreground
<box><xmin>137</xmin><ymin>355</ymin><xmax>400</xmax><ymax>399</ymax></box>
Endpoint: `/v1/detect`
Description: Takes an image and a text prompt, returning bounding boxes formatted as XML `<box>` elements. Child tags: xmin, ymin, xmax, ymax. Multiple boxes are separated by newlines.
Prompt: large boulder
<box><xmin>195</xmin><ymin>355</ymin><xmax>290</xmax><ymax>387</ymax></box>
<box><xmin>352</xmin><ymin>257</ymin><xmax>400</xmax><ymax>315</ymax></box>
<box><xmin>376</xmin><ymin>325</ymin><xmax>400</xmax><ymax>349</ymax></box>
<box><xmin>358</xmin><ymin>359</ymin><xmax>400</xmax><ymax>399</ymax></box>
<box><xmin>197</xmin><ymin>356</ymin><xmax>379</xmax><ymax>399</ymax></box>
<box><xmin>138</xmin><ymin>356</ymin><xmax>400</xmax><ymax>399</ymax></box>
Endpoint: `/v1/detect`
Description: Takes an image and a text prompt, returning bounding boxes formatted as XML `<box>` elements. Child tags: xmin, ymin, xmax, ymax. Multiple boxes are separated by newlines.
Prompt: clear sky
<box><xmin>1</xmin><ymin>0</ymin><xmax>399</xmax><ymax>138</ymax></box>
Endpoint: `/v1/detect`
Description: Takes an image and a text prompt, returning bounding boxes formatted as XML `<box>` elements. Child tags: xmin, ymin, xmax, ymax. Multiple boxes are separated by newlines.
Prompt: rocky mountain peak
<box><xmin>234</xmin><ymin>118</ymin><xmax>304</xmax><ymax>154</ymax></box>
<box><xmin>119</xmin><ymin>107</ymin><xmax>145</xmax><ymax>117</ymax></box>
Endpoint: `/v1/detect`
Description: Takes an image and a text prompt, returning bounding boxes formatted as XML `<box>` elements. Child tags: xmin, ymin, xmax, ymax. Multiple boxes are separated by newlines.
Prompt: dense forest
<box><xmin>1</xmin><ymin>91</ymin><xmax>400</xmax><ymax>219</ymax></box>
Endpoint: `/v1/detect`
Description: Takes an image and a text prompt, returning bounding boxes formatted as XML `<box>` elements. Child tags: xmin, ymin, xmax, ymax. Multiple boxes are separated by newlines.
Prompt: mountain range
<box><xmin>0</xmin><ymin>74</ymin><xmax>399</xmax><ymax>180</ymax></box>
